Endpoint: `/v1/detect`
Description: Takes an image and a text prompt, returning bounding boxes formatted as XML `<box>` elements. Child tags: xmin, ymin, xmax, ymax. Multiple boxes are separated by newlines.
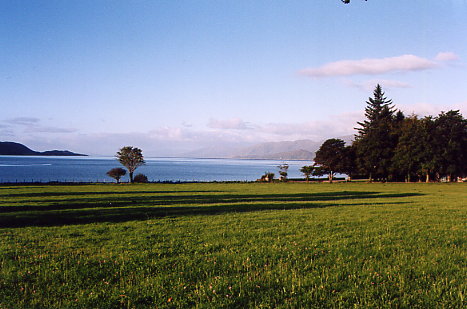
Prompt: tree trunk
<box><xmin>426</xmin><ymin>173</ymin><xmax>430</xmax><ymax>183</ymax></box>
<box><xmin>329</xmin><ymin>172</ymin><xmax>333</xmax><ymax>183</ymax></box>
<box><xmin>406</xmin><ymin>174</ymin><xmax>411</xmax><ymax>183</ymax></box>
<box><xmin>129</xmin><ymin>172</ymin><xmax>134</xmax><ymax>183</ymax></box>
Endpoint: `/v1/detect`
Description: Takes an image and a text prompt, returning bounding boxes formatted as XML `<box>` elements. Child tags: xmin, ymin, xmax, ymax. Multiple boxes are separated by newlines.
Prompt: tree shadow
<box><xmin>0</xmin><ymin>191</ymin><xmax>424</xmax><ymax>228</ymax></box>
<box><xmin>1</xmin><ymin>191</ymin><xmax>397</xmax><ymax>212</ymax></box>
<box><xmin>4</xmin><ymin>190</ymin><xmax>221</xmax><ymax>198</ymax></box>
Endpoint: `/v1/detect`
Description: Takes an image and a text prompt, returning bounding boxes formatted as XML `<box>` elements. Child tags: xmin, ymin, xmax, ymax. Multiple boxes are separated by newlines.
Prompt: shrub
<box><xmin>133</xmin><ymin>173</ymin><xmax>149</xmax><ymax>183</ymax></box>
<box><xmin>106</xmin><ymin>167</ymin><xmax>126</xmax><ymax>183</ymax></box>
<box><xmin>259</xmin><ymin>172</ymin><xmax>275</xmax><ymax>182</ymax></box>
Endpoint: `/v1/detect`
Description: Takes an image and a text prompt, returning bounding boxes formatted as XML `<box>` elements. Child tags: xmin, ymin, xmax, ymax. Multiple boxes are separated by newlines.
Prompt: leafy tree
<box><xmin>311</xmin><ymin>165</ymin><xmax>328</xmax><ymax>179</ymax></box>
<box><xmin>433</xmin><ymin>110</ymin><xmax>467</xmax><ymax>181</ymax></box>
<box><xmin>341</xmin><ymin>145</ymin><xmax>358</xmax><ymax>181</ymax></box>
<box><xmin>116</xmin><ymin>146</ymin><xmax>145</xmax><ymax>183</ymax></box>
<box><xmin>278</xmin><ymin>164</ymin><xmax>289</xmax><ymax>182</ymax></box>
<box><xmin>133</xmin><ymin>173</ymin><xmax>149</xmax><ymax>183</ymax></box>
<box><xmin>392</xmin><ymin>115</ymin><xmax>426</xmax><ymax>182</ymax></box>
<box><xmin>106</xmin><ymin>167</ymin><xmax>126</xmax><ymax>184</ymax></box>
<box><xmin>314</xmin><ymin>138</ymin><xmax>346</xmax><ymax>183</ymax></box>
<box><xmin>418</xmin><ymin>116</ymin><xmax>438</xmax><ymax>182</ymax></box>
<box><xmin>354</xmin><ymin>84</ymin><xmax>397</xmax><ymax>181</ymax></box>
<box><xmin>300</xmin><ymin>165</ymin><xmax>314</xmax><ymax>183</ymax></box>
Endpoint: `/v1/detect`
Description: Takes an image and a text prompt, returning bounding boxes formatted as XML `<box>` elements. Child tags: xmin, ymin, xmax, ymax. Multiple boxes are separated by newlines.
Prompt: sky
<box><xmin>1</xmin><ymin>0</ymin><xmax>466</xmax><ymax>156</ymax></box>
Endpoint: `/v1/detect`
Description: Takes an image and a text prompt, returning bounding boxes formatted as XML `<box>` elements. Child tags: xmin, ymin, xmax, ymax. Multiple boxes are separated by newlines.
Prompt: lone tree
<box><xmin>116</xmin><ymin>146</ymin><xmax>145</xmax><ymax>183</ymax></box>
<box><xmin>106</xmin><ymin>167</ymin><xmax>126</xmax><ymax>183</ymax></box>
<box><xmin>314</xmin><ymin>138</ymin><xmax>346</xmax><ymax>183</ymax></box>
<box><xmin>300</xmin><ymin>165</ymin><xmax>314</xmax><ymax>183</ymax></box>
<box><xmin>278</xmin><ymin>163</ymin><xmax>289</xmax><ymax>182</ymax></box>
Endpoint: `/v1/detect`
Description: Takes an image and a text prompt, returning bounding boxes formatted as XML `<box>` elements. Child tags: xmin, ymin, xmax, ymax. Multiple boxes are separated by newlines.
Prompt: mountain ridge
<box><xmin>186</xmin><ymin>136</ymin><xmax>353</xmax><ymax>160</ymax></box>
<box><xmin>0</xmin><ymin>142</ymin><xmax>86</xmax><ymax>156</ymax></box>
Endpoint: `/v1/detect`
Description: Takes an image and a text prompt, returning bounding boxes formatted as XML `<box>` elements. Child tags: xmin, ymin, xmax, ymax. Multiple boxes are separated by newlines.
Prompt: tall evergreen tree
<box><xmin>354</xmin><ymin>84</ymin><xmax>397</xmax><ymax>181</ymax></box>
<box><xmin>356</xmin><ymin>84</ymin><xmax>395</xmax><ymax>136</ymax></box>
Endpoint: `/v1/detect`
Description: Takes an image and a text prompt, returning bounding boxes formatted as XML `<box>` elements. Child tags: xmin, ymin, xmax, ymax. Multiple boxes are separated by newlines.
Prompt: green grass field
<box><xmin>0</xmin><ymin>182</ymin><xmax>465</xmax><ymax>308</ymax></box>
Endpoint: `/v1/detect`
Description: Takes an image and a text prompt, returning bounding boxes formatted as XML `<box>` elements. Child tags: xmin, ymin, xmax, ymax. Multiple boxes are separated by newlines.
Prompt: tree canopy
<box><xmin>106</xmin><ymin>167</ymin><xmax>126</xmax><ymax>184</ymax></box>
<box><xmin>300</xmin><ymin>165</ymin><xmax>314</xmax><ymax>182</ymax></box>
<box><xmin>116</xmin><ymin>146</ymin><xmax>145</xmax><ymax>183</ymax></box>
<box><xmin>353</xmin><ymin>84</ymin><xmax>400</xmax><ymax>181</ymax></box>
<box><xmin>316</xmin><ymin>84</ymin><xmax>467</xmax><ymax>182</ymax></box>
<box><xmin>314</xmin><ymin>138</ymin><xmax>346</xmax><ymax>183</ymax></box>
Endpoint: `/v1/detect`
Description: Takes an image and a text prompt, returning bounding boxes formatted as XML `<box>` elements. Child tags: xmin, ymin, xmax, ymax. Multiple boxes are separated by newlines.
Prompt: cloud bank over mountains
<box><xmin>1</xmin><ymin>51</ymin><xmax>464</xmax><ymax>157</ymax></box>
<box><xmin>1</xmin><ymin>101</ymin><xmax>465</xmax><ymax>157</ymax></box>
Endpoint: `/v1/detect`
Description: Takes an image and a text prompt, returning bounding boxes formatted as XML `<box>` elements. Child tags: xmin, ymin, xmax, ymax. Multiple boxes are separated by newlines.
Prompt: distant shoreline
<box><xmin>0</xmin><ymin>141</ymin><xmax>87</xmax><ymax>157</ymax></box>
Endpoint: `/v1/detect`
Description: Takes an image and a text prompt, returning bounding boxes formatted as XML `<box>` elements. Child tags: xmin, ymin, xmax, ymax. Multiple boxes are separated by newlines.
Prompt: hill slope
<box><xmin>0</xmin><ymin>142</ymin><xmax>86</xmax><ymax>156</ymax></box>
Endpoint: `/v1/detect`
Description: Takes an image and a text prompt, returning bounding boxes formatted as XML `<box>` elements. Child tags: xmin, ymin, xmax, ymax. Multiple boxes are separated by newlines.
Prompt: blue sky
<box><xmin>1</xmin><ymin>0</ymin><xmax>466</xmax><ymax>156</ymax></box>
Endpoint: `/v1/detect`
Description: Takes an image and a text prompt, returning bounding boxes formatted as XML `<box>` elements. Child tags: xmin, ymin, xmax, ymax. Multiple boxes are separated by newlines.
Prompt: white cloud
<box><xmin>398</xmin><ymin>102</ymin><xmax>466</xmax><ymax>117</ymax></box>
<box><xmin>207</xmin><ymin>118</ymin><xmax>253</xmax><ymax>130</ymax></box>
<box><xmin>5</xmin><ymin>103</ymin><xmax>464</xmax><ymax>157</ymax></box>
<box><xmin>149</xmin><ymin>127</ymin><xmax>185</xmax><ymax>141</ymax></box>
<box><xmin>435</xmin><ymin>52</ymin><xmax>459</xmax><ymax>62</ymax></box>
<box><xmin>300</xmin><ymin>54</ymin><xmax>437</xmax><ymax>78</ymax></box>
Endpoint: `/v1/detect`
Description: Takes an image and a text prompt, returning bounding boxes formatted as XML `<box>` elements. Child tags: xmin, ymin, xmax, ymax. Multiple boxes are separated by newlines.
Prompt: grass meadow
<box><xmin>0</xmin><ymin>182</ymin><xmax>465</xmax><ymax>308</ymax></box>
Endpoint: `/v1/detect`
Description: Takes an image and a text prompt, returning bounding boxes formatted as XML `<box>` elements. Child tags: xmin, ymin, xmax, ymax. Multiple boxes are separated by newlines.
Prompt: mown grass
<box><xmin>0</xmin><ymin>182</ymin><xmax>465</xmax><ymax>308</ymax></box>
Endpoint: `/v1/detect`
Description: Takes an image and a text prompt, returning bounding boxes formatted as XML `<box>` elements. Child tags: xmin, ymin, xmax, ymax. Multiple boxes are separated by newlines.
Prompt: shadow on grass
<box><xmin>1</xmin><ymin>191</ymin><xmax>405</xmax><ymax>211</ymax></box>
<box><xmin>0</xmin><ymin>191</ymin><xmax>424</xmax><ymax>228</ymax></box>
<box><xmin>2</xmin><ymin>190</ymin><xmax>221</xmax><ymax>198</ymax></box>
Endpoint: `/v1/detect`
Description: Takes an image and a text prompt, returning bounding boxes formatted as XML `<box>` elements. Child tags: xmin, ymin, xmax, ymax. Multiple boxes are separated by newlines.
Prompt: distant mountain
<box><xmin>186</xmin><ymin>136</ymin><xmax>354</xmax><ymax>160</ymax></box>
<box><xmin>235</xmin><ymin>149</ymin><xmax>315</xmax><ymax>160</ymax></box>
<box><xmin>0</xmin><ymin>142</ymin><xmax>86</xmax><ymax>156</ymax></box>
<box><xmin>183</xmin><ymin>144</ymin><xmax>244</xmax><ymax>159</ymax></box>
<box><xmin>233</xmin><ymin>140</ymin><xmax>322</xmax><ymax>160</ymax></box>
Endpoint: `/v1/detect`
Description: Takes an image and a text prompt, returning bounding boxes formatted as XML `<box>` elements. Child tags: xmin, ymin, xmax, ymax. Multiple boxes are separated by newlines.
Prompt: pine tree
<box><xmin>354</xmin><ymin>84</ymin><xmax>397</xmax><ymax>181</ymax></box>
<box><xmin>355</xmin><ymin>84</ymin><xmax>394</xmax><ymax>137</ymax></box>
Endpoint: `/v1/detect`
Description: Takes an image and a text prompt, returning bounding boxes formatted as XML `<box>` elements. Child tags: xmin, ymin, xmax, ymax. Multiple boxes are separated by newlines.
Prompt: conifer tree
<box><xmin>354</xmin><ymin>84</ymin><xmax>397</xmax><ymax>181</ymax></box>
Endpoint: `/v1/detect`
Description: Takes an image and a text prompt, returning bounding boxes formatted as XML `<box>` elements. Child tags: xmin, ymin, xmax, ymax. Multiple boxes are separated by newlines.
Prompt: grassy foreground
<box><xmin>0</xmin><ymin>182</ymin><xmax>465</xmax><ymax>308</ymax></box>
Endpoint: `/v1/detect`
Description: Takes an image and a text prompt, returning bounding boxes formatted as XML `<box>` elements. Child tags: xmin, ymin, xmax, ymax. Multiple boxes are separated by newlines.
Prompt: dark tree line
<box><xmin>313</xmin><ymin>85</ymin><xmax>467</xmax><ymax>182</ymax></box>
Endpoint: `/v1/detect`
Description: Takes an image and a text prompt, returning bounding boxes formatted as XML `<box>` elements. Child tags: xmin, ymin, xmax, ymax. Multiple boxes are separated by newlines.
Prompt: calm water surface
<box><xmin>0</xmin><ymin>156</ymin><xmax>310</xmax><ymax>183</ymax></box>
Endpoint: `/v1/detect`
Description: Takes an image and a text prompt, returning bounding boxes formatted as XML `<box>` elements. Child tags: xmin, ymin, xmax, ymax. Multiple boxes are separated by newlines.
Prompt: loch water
<box><xmin>0</xmin><ymin>156</ymin><xmax>311</xmax><ymax>183</ymax></box>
